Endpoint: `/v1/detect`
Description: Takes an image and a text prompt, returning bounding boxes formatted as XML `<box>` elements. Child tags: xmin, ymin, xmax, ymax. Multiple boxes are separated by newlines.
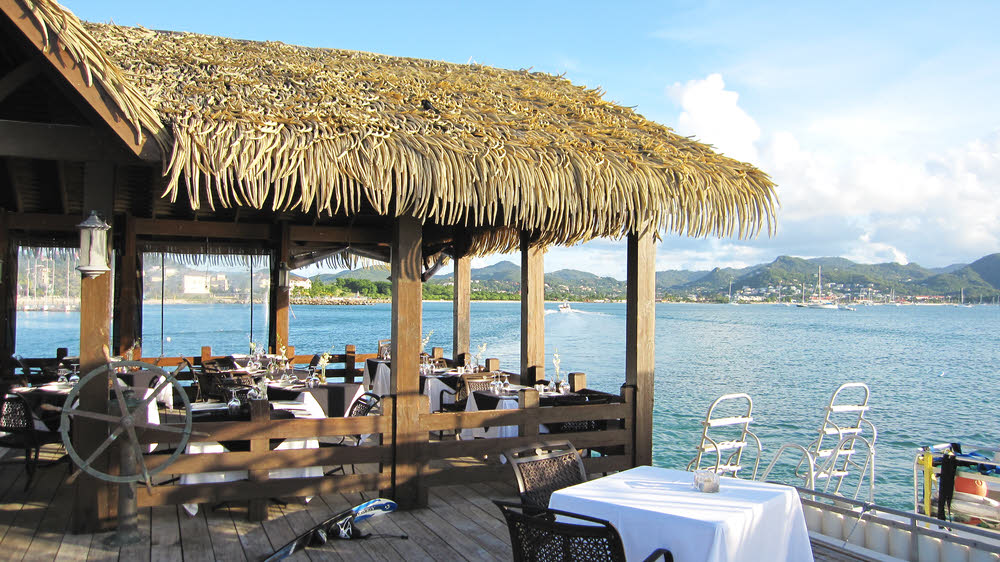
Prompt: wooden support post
<box><xmin>74</xmin><ymin>161</ymin><xmax>115</xmax><ymax>532</ymax></box>
<box><xmin>520</xmin><ymin>231</ymin><xmax>545</xmax><ymax>385</ymax></box>
<box><xmin>485</xmin><ymin>358</ymin><xmax>500</xmax><ymax>372</ymax></box>
<box><xmin>625</xmin><ymin>230</ymin><xmax>655</xmax><ymax>467</ymax></box>
<box><xmin>389</xmin><ymin>215</ymin><xmax>426</xmax><ymax>508</ymax></box>
<box><xmin>0</xmin><ymin>211</ymin><xmax>16</xmax><ymax>364</ymax></box>
<box><xmin>247</xmin><ymin>399</ymin><xmax>271</xmax><ymax>521</ymax></box>
<box><xmin>200</xmin><ymin>346</ymin><xmax>212</xmax><ymax>365</ymax></box>
<box><xmin>569</xmin><ymin>372</ymin><xmax>587</xmax><ymax>392</ymax></box>
<box><xmin>268</xmin><ymin>222</ymin><xmax>291</xmax><ymax>354</ymax></box>
<box><xmin>518</xmin><ymin>388</ymin><xmax>540</xmax><ymax>439</ymax></box>
<box><xmin>344</xmin><ymin>344</ymin><xmax>356</xmax><ymax>383</ymax></box>
<box><xmin>113</xmin><ymin>213</ymin><xmax>141</xmax><ymax>355</ymax></box>
<box><xmin>431</xmin><ymin>347</ymin><xmax>444</xmax><ymax>359</ymax></box>
<box><xmin>452</xmin><ymin>230</ymin><xmax>471</xmax><ymax>365</ymax></box>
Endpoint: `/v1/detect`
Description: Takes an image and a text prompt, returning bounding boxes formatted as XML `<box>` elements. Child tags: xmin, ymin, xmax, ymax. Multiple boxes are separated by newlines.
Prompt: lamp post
<box><xmin>76</xmin><ymin>211</ymin><xmax>110</xmax><ymax>278</ymax></box>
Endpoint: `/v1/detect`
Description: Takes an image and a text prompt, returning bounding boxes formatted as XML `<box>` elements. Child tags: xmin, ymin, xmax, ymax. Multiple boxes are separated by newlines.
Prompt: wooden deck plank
<box><xmin>356</xmin><ymin>490</ymin><xmax>435</xmax><ymax>562</ymax></box>
<box><xmin>463</xmin><ymin>482</ymin><xmax>517</xmax><ymax>522</ymax></box>
<box><xmin>228</xmin><ymin>505</ymin><xmax>277</xmax><ymax>562</ymax></box>
<box><xmin>273</xmin><ymin>500</ymin><xmax>318</xmax><ymax>562</ymax></box>
<box><xmin>0</xmin><ymin>468</ymin><xmax>30</xmax><ymax>545</ymax></box>
<box><xmin>177</xmin><ymin>506</ymin><xmax>216</xmax><ymax>562</ymax></box>
<box><xmin>203</xmin><ymin>503</ymin><xmax>247</xmax><ymax>562</ymax></box>
<box><xmin>431</xmin><ymin>485</ymin><xmax>510</xmax><ymax>544</ymax></box>
<box><xmin>337</xmin><ymin>492</ymin><xmax>404</xmax><ymax>562</ymax></box>
<box><xmin>0</xmin><ymin>460</ymin><xmax>65</xmax><ymax>560</ymax></box>
<box><xmin>148</xmin><ymin>505</ymin><xmax>182</xmax><ymax>562</ymax></box>
<box><xmin>259</xmin><ymin>500</ymin><xmax>303</xmax><ymax>561</ymax></box>
<box><xmin>53</xmin><ymin>525</ymin><xmax>94</xmax><ymax>562</ymax></box>
<box><xmin>85</xmin><ymin>531</ymin><xmax>120</xmax><ymax>562</ymax></box>
<box><xmin>25</xmin><ymin>469</ymin><xmax>80</xmax><ymax>562</ymax></box>
<box><xmin>293</xmin><ymin>495</ymin><xmax>346</xmax><ymax>562</ymax></box>
<box><xmin>425</xmin><ymin>486</ymin><xmax>509</xmax><ymax>559</ymax></box>
<box><xmin>317</xmin><ymin>494</ymin><xmax>377</xmax><ymax>562</ymax></box>
<box><xmin>117</xmin><ymin>506</ymin><xmax>152</xmax><ymax>562</ymax></box>
<box><xmin>404</xmin><ymin>497</ymin><xmax>499</xmax><ymax>562</ymax></box>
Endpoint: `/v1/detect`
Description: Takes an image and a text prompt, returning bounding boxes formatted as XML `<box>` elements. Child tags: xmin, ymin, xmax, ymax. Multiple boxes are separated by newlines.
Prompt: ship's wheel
<box><xmin>51</xmin><ymin>360</ymin><xmax>195</xmax><ymax>486</ymax></box>
<box><xmin>44</xmin><ymin>360</ymin><xmax>197</xmax><ymax>545</ymax></box>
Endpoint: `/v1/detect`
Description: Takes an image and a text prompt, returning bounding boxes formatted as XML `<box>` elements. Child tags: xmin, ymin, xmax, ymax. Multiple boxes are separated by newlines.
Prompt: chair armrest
<box><xmin>642</xmin><ymin>548</ymin><xmax>673</xmax><ymax>562</ymax></box>
<box><xmin>438</xmin><ymin>388</ymin><xmax>456</xmax><ymax>411</ymax></box>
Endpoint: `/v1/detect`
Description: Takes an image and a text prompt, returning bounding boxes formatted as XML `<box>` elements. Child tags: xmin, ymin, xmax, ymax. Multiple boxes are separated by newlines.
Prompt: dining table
<box><xmin>266</xmin><ymin>380</ymin><xmax>365</xmax><ymax>417</ymax></box>
<box><xmin>460</xmin><ymin>387</ymin><xmax>573</xmax><ymax>440</ymax></box>
<box><xmin>179</xmin><ymin>393</ymin><xmax>327</xmax><ymax>516</ymax></box>
<box><xmin>363</xmin><ymin>359</ymin><xmax>465</xmax><ymax>412</ymax></box>
<box><xmin>549</xmin><ymin>466</ymin><xmax>814</xmax><ymax>562</ymax></box>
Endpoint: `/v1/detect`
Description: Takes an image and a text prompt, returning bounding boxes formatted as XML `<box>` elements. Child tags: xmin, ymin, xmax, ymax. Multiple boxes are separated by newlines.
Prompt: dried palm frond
<box><xmin>18</xmin><ymin>0</ymin><xmax>779</xmax><ymax>256</ymax></box>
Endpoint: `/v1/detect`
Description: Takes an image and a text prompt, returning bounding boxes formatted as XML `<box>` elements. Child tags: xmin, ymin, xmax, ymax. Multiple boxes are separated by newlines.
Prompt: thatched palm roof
<box><xmin>21</xmin><ymin>0</ymin><xmax>777</xmax><ymax>254</ymax></box>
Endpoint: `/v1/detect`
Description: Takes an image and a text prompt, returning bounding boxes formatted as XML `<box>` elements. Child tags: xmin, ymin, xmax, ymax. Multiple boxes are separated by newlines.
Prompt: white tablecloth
<box><xmin>549</xmin><ymin>466</ymin><xmax>813</xmax><ymax>562</ymax></box>
<box><xmin>180</xmin><ymin>393</ymin><xmax>326</xmax><ymax>516</ymax></box>
<box><xmin>364</xmin><ymin>362</ymin><xmax>464</xmax><ymax>414</ymax></box>
<box><xmin>459</xmin><ymin>388</ymin><xmax>553</xmax><ymax>440</ymax></box>
<box><xmin>362</xmin><ymin>360</ymin><xmax>391</xmax><ymax>398</ymax></box>
<box><xmin>461</xmin><ymin>392</ymin><xmax>518</xmax><ymax>439</ymax></box>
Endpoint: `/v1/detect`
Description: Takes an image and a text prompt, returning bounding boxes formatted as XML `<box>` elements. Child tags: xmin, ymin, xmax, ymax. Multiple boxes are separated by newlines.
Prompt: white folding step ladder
<box><xmin>760</xmin><ymin>382</ymin><xmax>877</xmax><ymax>501</ymax></box>
<box><xmin>687</xmin><ymin>393</ymin><xmax>762</xmax><ymax>479</ymax></box>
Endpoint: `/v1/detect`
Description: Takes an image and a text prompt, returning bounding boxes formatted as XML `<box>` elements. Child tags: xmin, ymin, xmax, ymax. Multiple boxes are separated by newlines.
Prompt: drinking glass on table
<box><xmin>227</xmin><ymin>389</ymin><xmax>242</xmax><ymax>415</ymax></box>
<box><xmin>502</xmin><ymin>372</ymin><xmax>511</xmax><ymax>392</ymax></box>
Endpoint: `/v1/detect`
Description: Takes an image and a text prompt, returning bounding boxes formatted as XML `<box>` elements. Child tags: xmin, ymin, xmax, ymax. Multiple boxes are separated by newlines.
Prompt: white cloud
<box><xmin>667</xmin><ymin>73</ymin><xmax>761</xmax><ymax>163</ymax></box>
<box><xmin>666</xmin><ymin>72</ymin><xmax>1000</xmax><ymax>267</ymax></box>
<box><xmin>655</xmin><ymin>240</ymin><xmax>768</xmax><ymax>272</ymax></box>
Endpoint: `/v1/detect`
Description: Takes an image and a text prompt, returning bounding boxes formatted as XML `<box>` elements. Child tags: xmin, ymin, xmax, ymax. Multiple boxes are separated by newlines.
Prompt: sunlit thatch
<box><xmin>21</xmin><ymin>0</ymin><xmax>778</xmax><ymax>254</ymax></box>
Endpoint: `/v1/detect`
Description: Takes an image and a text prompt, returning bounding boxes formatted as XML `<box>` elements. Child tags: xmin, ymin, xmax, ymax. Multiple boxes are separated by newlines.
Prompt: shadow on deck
<box><xmin>0</xmin><ymin>447</ymin><xmax>855</xmax><ymax>561</ymax></box>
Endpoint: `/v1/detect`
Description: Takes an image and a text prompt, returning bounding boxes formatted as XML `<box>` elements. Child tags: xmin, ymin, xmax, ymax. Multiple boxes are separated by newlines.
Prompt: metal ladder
<box><xmin>687</xmin><ymin>393</ymin><xmax>762</xmax><ymax>479</ymax></box>
<box><xmin>760</xmin><ymin>382</ymin><xmax>877</xmax><ymax>501</ymax></box>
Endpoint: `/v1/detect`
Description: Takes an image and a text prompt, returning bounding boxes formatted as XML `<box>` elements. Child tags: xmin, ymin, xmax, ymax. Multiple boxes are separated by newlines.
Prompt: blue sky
<box><xmin>71</xmin><ymin>1</ymin><xmax>1000</xmax><ymax>278</ymax></box>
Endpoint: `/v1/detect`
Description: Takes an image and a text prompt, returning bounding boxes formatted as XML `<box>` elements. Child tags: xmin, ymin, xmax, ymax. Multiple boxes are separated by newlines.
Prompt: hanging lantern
<box><xmin>76</xmin><ymin>210</ymin><xmax>111</xmax><ymax>278</ymax></box>
<box><xmin>278</xmin><ymin>261</ymin><xmax>291</xmax><ymax>289</ymax></box>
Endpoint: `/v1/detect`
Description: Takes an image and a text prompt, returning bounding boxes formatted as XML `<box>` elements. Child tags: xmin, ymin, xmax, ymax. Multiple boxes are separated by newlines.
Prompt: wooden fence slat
<box><xmin>137</xmin><ymin>473</ymin><xmax>391</xmax><ymax>508</ymax></box>
<box><xmin>144</xmin><ymin>444</ymin><xmax>391</xmax><ymax>474</ymax></box>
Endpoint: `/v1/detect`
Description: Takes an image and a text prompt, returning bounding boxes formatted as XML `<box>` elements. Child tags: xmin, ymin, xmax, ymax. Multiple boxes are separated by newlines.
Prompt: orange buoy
<box><xmin>955</xmin><ymin>476</ymin><xmax>988</xmax><ymax>496</ymax></box>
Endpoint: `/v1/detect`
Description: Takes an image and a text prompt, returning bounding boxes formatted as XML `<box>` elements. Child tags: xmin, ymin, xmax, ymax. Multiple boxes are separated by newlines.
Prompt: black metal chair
<box><xmin>324</xmin><ymin>392</ymin><xmax>381</xmax><ymax>475</ymax></box>
<box><xmin>439</xmin><ymin>373</ymin><xmax>493</xmax><ymax>413</ymax></box>
<box><xmin>494</xmin><ymin>500</ymin><xmax>672</xmax><ymax>562</ymax></box>
<box><xmin>503</xmin><ymin>441</ymin><xmax>587</xmax><ymax>510</ymax></box>
<box><xmin>0</xmin><ymin>394</ymin><xmax>64</xmax><ymax>490</ymax></box>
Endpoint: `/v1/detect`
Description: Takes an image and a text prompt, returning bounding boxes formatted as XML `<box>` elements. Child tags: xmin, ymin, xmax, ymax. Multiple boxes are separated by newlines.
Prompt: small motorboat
<box><xmin>558</xmin><ymin>302</ymin><xmax>571</xmax><ymax>312</ymax></box>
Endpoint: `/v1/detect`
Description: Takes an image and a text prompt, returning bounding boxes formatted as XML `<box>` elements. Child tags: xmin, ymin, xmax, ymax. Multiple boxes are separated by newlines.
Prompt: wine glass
<box><xmin>502</xmin><ymin>372</ymin><xmax>511</xmax><ymax>392</ymax></box>
<box><xmin>227</xmin><ymin>389</ymin><xmax>242</xmax><ymax>415</ymax></box>
<box><xmin>69</xmin><ymin>365</ymin><xmax>80</xmax><ymax>384</ymax></box>
<box><xmin>56</xmin><ymin>368</ymin><xmax>69</xmax><ymax>383</ymax></box>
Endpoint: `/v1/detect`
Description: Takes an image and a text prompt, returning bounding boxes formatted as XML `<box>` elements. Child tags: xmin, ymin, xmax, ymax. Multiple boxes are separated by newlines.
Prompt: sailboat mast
<box><xmin>817</xmin><ymin>266</ymin><xmax>822</xmax><ymax>300</ymax></box>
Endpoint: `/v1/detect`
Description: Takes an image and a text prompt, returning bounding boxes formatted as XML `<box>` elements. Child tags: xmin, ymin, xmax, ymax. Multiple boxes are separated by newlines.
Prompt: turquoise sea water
<box><xmin>16</xmin><ymin>301</ymin><xmax>1000</xmax><ymax>510</ymax></box>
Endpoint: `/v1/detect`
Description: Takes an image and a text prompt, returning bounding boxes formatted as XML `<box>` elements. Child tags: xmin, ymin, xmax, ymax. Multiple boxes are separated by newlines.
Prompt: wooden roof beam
<box><xmin>0</xmin><ymin>57</ymin><xmax>43</xmax><ymax>103</ymax></box>
<box><xmin>133</xmin><ymin>217</ymin><xmax>270</xmax><ymax>240</ymax></box>
<box><xmin>288</xmin><ymin>224</ymin><xmax>387</xmax><ymax>244</ymax></box>
<box><xmin>3</xmin><ymin>157</ymin><xmax>21</xmax><ymax>212</ymax></box>
<box><xmin>0</xmin><ymin>0</ymin><xmax>160</xmax><ymax>162</ymax></box>
<box><xmin>55</xmin><ymin>160</ymin><xmax>69</xmax><ymax>214</ymax></box>
<box><xmin>0</xmin><ymin>119</ymin><xmax>140</xmax><ymax>163</ymax></box>
<box><xmin>6</xmin><ymin>211</ymin><xmax>78</xmax><ymax>232</ymax></box>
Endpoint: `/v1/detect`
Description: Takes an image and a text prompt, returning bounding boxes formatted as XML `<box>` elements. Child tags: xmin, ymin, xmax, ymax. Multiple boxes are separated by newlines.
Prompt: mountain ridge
<box><xmin>323</xmin><ymin>253</ymin><xmax>1000</xmax><ymax>299</ymax></box>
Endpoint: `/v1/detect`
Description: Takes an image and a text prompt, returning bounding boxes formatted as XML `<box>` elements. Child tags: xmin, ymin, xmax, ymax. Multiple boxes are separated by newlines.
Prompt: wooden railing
<box><xmin>6</xmin><ymin>346</ymin><xmax>636</xmax><ymax>520</ymax></box>
<box><xmin>418</xmin><ymin>385</ymin><xmax>635</xmax><ymax>486</ymax></box>
<box><xmin>135</xmin><ymin>398</ymin><xmax>394</xmax><ymax>519</ymax></box>
<box><xmin>130</xmin><ymin>383</ymin><xmax>632</xmax><ymax>519</ymax></box>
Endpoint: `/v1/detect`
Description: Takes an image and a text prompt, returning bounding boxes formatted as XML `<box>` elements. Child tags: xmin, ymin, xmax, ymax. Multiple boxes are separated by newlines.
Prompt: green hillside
<box><xmin>310</xmin><ymin>253</ymin><xmax>1000</xmax><ymax>301</ymax></box>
